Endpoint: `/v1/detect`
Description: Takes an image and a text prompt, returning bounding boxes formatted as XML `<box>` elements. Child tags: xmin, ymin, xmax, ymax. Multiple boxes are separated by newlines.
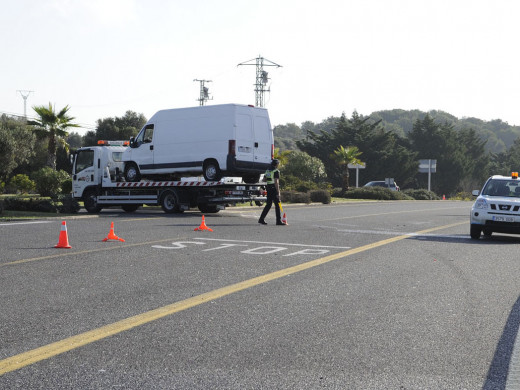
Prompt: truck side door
<box><xmin>129</xmin><ymin>124</ymin><xmax>155</xmax><ymax>171</ymax></box>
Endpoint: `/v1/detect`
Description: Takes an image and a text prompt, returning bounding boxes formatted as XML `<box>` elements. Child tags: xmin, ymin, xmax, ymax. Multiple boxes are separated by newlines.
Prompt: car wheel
<box><xmin>470</xmin><ymin>224</ymin><xmax>482</xmax><ymax>240</ymax></box>
<box><xmin>483</xmin><ymin>228</ymin><xmax>493</xmax><ymax>237</ymax></box>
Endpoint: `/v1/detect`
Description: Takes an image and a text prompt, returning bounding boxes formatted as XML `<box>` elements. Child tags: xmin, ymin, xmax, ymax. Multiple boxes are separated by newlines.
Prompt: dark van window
<box><xmin>136</xmin><ymin>124</ymin><xmax>154</xmax><ymax>144</ymax></box>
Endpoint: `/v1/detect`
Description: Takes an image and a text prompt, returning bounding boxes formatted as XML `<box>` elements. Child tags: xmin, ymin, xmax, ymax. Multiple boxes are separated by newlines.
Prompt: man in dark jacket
<box><xmin>258</xmin><ymin>159</ymin><xmax>286</xmax><ymax>225</ymax></box>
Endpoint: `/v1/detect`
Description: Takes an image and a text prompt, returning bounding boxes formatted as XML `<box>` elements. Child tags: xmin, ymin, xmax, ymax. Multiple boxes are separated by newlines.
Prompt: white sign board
<box><xmin>418</xmin><ymin>159</ymin><xmax>437</xmax><ymax>173</ymax></box>
<box><xmin>347</xmin><ymin>162</ymin><xmax>366</xmax><ymax>187</ymax></box>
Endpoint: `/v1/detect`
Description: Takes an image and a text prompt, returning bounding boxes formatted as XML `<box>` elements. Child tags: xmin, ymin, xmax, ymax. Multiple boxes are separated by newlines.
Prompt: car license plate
<box><xmin>493</xmin><ymin>216</ymin><xmax>515</xmax><ymax>222</ymax></box>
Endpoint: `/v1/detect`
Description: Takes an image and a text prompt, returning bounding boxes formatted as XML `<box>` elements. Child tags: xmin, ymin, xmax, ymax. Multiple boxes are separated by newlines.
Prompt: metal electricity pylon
<box><xmin>193</xmin><ymin>79</ymin><xmax>212</xmax><ymax>106</ymax></box>
<box><xmin>237</xmin><ymin>55</ymin><xmax>282</xmax><ymax>107</ymax></box>
<box><xmin>17</xmin><ymin>90</ymin><xmax>34</xmax><ymax>118</ymax></box>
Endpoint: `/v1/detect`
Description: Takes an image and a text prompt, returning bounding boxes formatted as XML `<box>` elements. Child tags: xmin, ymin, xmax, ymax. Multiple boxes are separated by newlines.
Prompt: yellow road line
<box><xmin>0</xmin><ymin>221</ymin><xmax>466</xmax><ymax>376</ymax></box>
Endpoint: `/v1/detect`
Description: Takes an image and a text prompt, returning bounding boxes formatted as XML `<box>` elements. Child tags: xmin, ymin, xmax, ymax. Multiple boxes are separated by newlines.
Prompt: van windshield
<box><xmin>482</xmin><ymin>179</ymin><xmax>520</xmax><ymax>197</ymax></box>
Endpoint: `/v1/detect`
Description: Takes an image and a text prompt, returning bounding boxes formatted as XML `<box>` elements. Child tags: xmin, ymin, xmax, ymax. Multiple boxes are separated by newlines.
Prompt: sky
<box><xmin>2</xmin><ymin>0</ymin><xmax>520</xmax><ymax>134</ymax></box>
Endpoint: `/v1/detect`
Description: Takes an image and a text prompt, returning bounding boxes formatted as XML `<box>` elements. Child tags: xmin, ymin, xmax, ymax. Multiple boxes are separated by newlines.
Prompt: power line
<box><xmin>237</xmin><ymin>55</ymin><xmax>282</xmax><ymax>107</ymax></box>
<box><xmin>16</xmin><ymin>90</ymin><xmax>34</xmax><ymax>118</ymax></box>
<box><xmin>0</xmin><ymin>110</ymin><xmax>97</xmax><ymax>131</ymax></box>
<box><xmin>193</xmin><ymin>79</ymin><xmax>213</xmax><ymax>106</ymax></box>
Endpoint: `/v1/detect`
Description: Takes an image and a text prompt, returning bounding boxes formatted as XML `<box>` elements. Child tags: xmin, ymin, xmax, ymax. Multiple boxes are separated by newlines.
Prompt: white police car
<box><xmin>470</xmin><ymin>172</ymin><xmax>520</xmax><ymax>239</ymax></box>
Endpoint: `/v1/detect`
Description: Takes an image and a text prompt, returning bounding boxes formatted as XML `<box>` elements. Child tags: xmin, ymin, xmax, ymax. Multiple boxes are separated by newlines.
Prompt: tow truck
<box><xmin>70</xmin><ymin>141</ymin><xmax>266</xmax><ymax>214</ymax></box>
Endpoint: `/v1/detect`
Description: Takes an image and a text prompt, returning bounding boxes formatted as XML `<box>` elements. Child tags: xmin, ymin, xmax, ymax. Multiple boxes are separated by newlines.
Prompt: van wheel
<box><xmin>124</xmin><ymin>162</ymin><xmax>141</xmax><ymax>182</ymax></box>
<box><xmin>160</xmin><ymin>190</ymin><xmax>183</xmax><ymax>214</ymax></box>
<box><xmin>83</xmin><ymin>189</ymin><xmax>102</xmax><ymax>213</ymax></box>
<box><xmin>203</xmin><ymin>160</ymin><xmax>222</xmax><ymax>181</ymax></box>
<box><xmin>242</xmin><ymin>175</ymin><xmax>260</xmax><ymax>184</ymax></box>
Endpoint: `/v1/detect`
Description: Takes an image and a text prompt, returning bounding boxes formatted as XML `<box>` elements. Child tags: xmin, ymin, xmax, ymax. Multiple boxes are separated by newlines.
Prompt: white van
<box><xmin>122</xmin><ymin>104</ymin><xmax>274</xmax><ymax>183</ymax></box>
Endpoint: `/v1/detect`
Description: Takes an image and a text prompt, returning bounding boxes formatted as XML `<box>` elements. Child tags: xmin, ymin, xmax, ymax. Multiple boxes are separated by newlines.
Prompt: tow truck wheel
<box><xmin>470</xmin><ymin>224</ymin><xmax>482</xmax><ymax>240</ymax></box>
<box><xmin>160</xmin><ymin>190</ymin><xmax>183</xmax><ymax>214</ymax></box>
<box><xmin>203</xmin><ymin>160</ymin><xmax>222</xmax><ymax>181</ymax></box>
<box><xmin>198</xmin><ymin>204</ymin><xmax>219</xmax><ymax>214</ymax></box>
<box><xmin>83</xmin><ymin>189</ymin><xmax>102</xmax><ymax>213</ymax></box>
<box><xmin>124</xmin><ymin>162</ymin><xmax>141</xmax><ymax>182</ymax></box>
<box><xmin>121</xmin><ymin>204</ymin><xmax>141</xmax><ymax>213</ymax></box>
<box><xmin>242</xmin><ymin>174</ymin><xmax>260</xmax><ymax>184</ymax></box>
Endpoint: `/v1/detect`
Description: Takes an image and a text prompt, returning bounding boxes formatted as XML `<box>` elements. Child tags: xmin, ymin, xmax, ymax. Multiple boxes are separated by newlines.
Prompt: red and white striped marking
<box><xmin>115</xmin><ymin>181</ymin><xmax>224</xmax><ymax>188</ymax></box>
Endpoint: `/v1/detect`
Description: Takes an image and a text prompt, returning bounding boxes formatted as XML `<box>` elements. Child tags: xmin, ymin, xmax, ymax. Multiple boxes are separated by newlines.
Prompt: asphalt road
<box><xmin>1</xmin><ymin>200</ymin><xmax>519</xmax><ymax>389</ymax></box>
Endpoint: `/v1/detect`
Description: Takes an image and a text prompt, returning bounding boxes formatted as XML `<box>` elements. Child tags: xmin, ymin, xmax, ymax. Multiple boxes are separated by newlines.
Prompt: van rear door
<box><xmin>235</xmin><ymin>114</ymin><xmax>255</xmax><ymax>168</ymax></box>
<box><xmin>253</xmin><ymin>113</ymin><xmax>273</xmax><ymax>169</ymax></box>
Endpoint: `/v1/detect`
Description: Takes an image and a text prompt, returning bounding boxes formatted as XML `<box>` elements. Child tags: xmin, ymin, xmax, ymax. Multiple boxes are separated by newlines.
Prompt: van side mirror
<box><xmin>129</xmin><ymin>137</ymin><xmax>136</xmax><ymax>148</ymax></box>
<box><xmin>472</xmin><ymin>190</ymin><xmax>480</xmax><ymax>196</ymax></box>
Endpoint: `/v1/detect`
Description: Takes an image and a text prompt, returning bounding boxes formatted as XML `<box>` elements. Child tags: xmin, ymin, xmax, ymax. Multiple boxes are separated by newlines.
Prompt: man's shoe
<box><xmin>276</xmin><ymin>221</ymin><xmax>286</xmax><ymax>225</ymax></box>
<box><xmin>258</xmin><ymin>220</ymin><xmax>267</xmax><ymax>225</ymax></box>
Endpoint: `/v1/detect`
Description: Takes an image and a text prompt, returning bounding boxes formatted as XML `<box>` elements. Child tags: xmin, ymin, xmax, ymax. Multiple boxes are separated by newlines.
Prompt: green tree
<box><xmin>331</xmin><ymin>145</ymin><xmax>362</xmax><ymax>191</ymax></box>
<box><xmin>273</xmin><ymin>148</ymin><xmax>291</xmax><ymax>167</ymax></box>
<box><xmin>85</xmin><ymin>111</ymin><xmax>146</xmax><ymax>145</ymax></box>
<box><xmin>32</xmin><ymin>167</ymin><xmax>70</xmax><ymax>197</ymax></box>
<box><xmin>0</xmin><ymin>115</ymin><xmax>35</xmax><ymax>181</ymax></box>
<box><xmin>29</xmin><ymin>103</ymin><xmax>79</xmax><ymax>170</ymax></box>
<box><xmin>281</xmin><ymin>151</ymin><xmax>327</xmax><ymax>182</ymax></box>
<box><xmin>298</xmin><ymin>112</ymin><xmax>417</xmax><ymax>188</ymax></box>
<box><xmin>8</xmin><ymin>174</ymin><xmax>35</xmax><ymax>194</ymax></box>
<box><xmin>408</xmin><ymin>115</ymin><xmax>465</xmax><ymax>195</ymax></box>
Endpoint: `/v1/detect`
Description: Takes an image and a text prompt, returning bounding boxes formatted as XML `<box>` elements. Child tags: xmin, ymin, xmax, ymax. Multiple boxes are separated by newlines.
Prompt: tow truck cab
<box><xmin>71</xmin><ymin>140</ymin><xmax>127</xmax><ymax>200</ymax></box>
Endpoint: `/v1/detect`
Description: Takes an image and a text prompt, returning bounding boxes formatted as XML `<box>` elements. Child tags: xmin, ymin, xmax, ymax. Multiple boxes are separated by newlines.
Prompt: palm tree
<box><xmin>331</xmin><ymin>145</ymin><xmax>363</xmax><ymax>192</ymax></box>
<box><xmin>273</xmin><ymin>147</ymin><xmax>291</xmax><ymax>167</ymax></box>
<box><xmin>29</xmin><ymin>103</ymin><xmax>79</xmax><ymax>170</ymax></box>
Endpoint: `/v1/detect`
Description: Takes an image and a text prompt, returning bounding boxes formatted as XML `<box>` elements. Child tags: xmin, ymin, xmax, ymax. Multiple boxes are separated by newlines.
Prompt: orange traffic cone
<box><xmin>102</xmin><ymin>222</ymin><xmax>125</xmax><ymax>242</ymax></box>
<box><xmin>194</xmin><ymin>215</ymin><xmax>213</xmax><ymax>232</ymax></box>
<box><xmin>55</xmin><ymin>221</ymin><xmax>72</xmax><ymax>249</ymax></box>
<box><xmin>281</xmin><ymin>212</ymin><xmax>288</xmax><ymax>225</ymax></box>
<box><xmin>442</xmin><ymin>194</ymin><xmax>446</xmax><ymax>200</ymax></box>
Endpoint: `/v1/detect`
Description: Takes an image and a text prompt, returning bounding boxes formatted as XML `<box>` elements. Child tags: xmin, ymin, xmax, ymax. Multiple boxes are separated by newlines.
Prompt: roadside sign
<box><xmin>418</xmin><ymin>159</ymin><xmax>437</xmax><ymax>191</ymax></box>
<box><xmin>348</xmin><ymin>162</ymin><xmax>366</xmax><ymax>188</ymax></box>
<box><xmin>419</xmin><ymin>159</ymin><xmax>437</xmax><ymax>173</ymax></box>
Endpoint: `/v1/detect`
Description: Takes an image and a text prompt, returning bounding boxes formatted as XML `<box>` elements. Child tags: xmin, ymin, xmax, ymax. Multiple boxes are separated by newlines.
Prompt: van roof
<box><xmin>151</xmin><ymin>104</ymin><xmax>267</xmax><ymax>119</ymax></box>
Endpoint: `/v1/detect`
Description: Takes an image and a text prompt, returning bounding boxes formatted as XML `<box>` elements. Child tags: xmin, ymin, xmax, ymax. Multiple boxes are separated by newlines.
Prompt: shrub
<box><xmin>61</xmin><ymin>178</ymin><xmax>72</xmax><ymax>194</ymax></box>
<box><xmin>331</xmin><ymin>187</ymin><xmax>344</xmax><ymax>197</ymax></box>
<box><xmin>403</xmin><ymin>189</ymin><xmax>441</xmax><ymax>200</ymax></box>
<box><xmin>281</xmin><ymin>190</ymin><xmax>311</xmax><ymax>204</ymax></box>
<box><xmin>310</xmin><ymin>190</ymin><xmax>331</xmax><ymax>204</ymax></box>
<box><xmin>452</xmin><ymin>191</ymin><xmax>472</xmax><ymax>201</ymax></box>
<box><xmin>3</xmin><ymin>197</ymin><xmax>57</xmax><ymax>212</ymax></box>
<box><xmin>55</xmin><ymin>194</ymin><xmax>81</xmax><ymax>213</ymax></box>
<box><xmin>342</xmin><ymin>187</ymin><xmax>414</xmax><ymax>200</ymax></box>
<box><xmin>32</xmin><ymin>167</ymin><xmax>70</xmax><ymax>197</ymax></box>
<box><xmin>8</xmin><ymin>174</ymin><xmax>35</xmax><ymax>194</ymax></box>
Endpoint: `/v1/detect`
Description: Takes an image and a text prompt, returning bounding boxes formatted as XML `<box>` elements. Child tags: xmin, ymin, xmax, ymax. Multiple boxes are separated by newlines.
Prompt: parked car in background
<box><xmin>363</xmin><ymin>180</ymin><xmax>400</xmax><ymax>191</ymax></box>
